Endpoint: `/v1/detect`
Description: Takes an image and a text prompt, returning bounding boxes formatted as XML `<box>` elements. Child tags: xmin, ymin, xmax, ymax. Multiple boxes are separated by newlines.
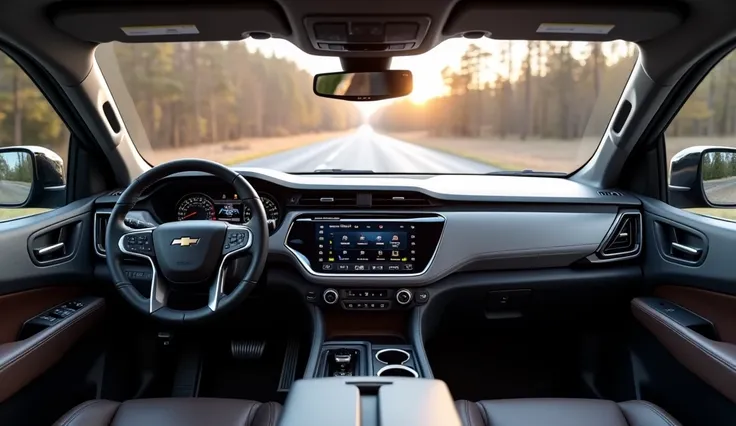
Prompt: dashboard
<box><xmin>94</xmin><ymin>169</ymin><xmax>643</xmax><ymax>286</ymax></box>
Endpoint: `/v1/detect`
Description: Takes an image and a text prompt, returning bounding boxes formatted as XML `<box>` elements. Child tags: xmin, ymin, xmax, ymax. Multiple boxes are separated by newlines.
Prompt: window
<box><xmin>666</xmin><ymin>52</ymin><xmax>736</xmax><ymax>222</ymax></box>
<box><xmin>0</xmin><ymin>54</ymin><xmax>69</xmax><ymax>221</ymax></box>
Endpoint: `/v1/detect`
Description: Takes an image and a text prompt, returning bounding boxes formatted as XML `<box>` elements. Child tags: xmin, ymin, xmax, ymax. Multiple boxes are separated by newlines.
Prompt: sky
<box><xmin>244</xmin><ymin>38</ymin><xmax>634</xmax><ymax>117</ymax></box>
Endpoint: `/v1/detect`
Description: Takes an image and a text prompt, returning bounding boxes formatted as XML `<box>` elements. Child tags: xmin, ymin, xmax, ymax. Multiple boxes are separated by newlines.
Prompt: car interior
<box><xmin>1</xmin><ymin>0</ymin><xmax>736</xmax><ymax>425</ymax></box>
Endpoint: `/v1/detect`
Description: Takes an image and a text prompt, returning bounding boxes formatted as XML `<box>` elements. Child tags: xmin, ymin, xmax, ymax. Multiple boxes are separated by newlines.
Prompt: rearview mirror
<box><xmin>313</xmin><ymin>70</ymin><xmax>412</xmax><ymax>101</ymax></box>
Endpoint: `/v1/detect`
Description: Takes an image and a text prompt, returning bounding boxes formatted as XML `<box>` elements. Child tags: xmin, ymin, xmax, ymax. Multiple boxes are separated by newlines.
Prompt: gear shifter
<box><xmin>326</xmin><ymin>349</ymin><xmax>359</xmax><ymax>377</ymax></box>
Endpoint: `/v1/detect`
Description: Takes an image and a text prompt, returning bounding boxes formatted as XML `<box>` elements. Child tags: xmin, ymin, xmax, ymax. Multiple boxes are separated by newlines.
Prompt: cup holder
<box><xmin>376</xmin><ymin>365</ymin><xmax>419</xmax><ymax>378</ymax></box>
<box><xmin>375</xmin><ymin>348</ymin><xmax>410</xmax><ymax>365</ymax></box>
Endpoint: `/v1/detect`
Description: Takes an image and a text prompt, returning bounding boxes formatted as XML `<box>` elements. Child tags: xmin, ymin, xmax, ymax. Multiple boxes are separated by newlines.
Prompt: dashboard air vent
<box><xmin>94</xmin><ymin>212</ymin><xmax>110</xmax><ymax>257</ymax></box>
<box><xmin>598</xmin><ymin>211</ymin><xmax>642</xmax><ymax>260</ymax></box>
<box><xmin>598</xmin><ymin>190</ymin><xmax>622</xmax><ymax>197</ymax></box>
<box><xmin>372</xmin><ymin>192</ymin><xmax>431</xmax><ymax>207</ymax></box>
<box><xmin>298</xmin><ymin>193</ymin><xmax>357</xmax><ymax>207</ymax></box>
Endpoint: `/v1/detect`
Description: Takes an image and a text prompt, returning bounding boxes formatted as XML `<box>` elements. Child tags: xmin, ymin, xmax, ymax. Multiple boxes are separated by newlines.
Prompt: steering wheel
<box><xmin>105</xmin><ymin>159</ymin><xmax>269</xmax><ymax>323</ymax></box>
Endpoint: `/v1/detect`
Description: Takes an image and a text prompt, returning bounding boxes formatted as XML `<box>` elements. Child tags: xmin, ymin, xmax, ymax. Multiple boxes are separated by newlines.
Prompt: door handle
<box><xmin>35</xmin><ymin>242</ymin><xmax>65</xmax><ymax>256</ymax></box>
<box><xmin>671</xmin><ymin>242</ymin><xmax>702</xmax><ymax>256</ymax></box>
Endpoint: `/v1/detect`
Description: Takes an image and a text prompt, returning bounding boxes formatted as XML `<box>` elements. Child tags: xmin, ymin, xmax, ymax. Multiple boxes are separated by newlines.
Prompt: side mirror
<box><xmin>313</xmin><ymin>70</ymin><xmax>413</xmax><ymax>101</ymax></box>
<box><xmin>669</xmin><ymin>146</ymin><xmax>736</xmax><ymax>208</ymax></box>
<box><xmin>0</xmin><ymin>146</ymin><xmax>64</xmax><ymax>208</ymax></box>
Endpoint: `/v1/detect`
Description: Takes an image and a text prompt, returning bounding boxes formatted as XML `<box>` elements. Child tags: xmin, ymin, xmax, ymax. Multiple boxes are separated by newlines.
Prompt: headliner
<box><xmin>0</xmin><ymin>0</ymin><xmax>735</xmax><ymax>87</ymax></box>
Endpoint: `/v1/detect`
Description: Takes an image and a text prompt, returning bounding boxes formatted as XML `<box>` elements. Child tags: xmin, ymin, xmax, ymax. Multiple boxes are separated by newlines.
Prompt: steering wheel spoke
<box><xmin>209</xmin><ymin>224</ymin><xmax>254</xmax><ymax>311</ymax></box>
<box><xmin>118</xmin><ymin>229</ymin><xmax>169</xmax><ymax>313</ymax></box>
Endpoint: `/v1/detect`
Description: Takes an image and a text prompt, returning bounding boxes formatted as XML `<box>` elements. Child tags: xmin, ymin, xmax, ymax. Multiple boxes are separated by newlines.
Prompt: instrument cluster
<box><xmin>175</xmin><ymin>191</ymin><xmax>280</xmax><ymax>225</ymax></box>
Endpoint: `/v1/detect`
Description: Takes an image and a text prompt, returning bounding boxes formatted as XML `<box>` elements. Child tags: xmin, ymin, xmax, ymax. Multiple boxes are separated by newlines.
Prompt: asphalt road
<box><xmin>0</xmin><ymin>180</ymin><xmax>31</xmax><ymax>204</ymax></box>
<box><xmin>238</xmin><ymin>129</ymin><xmax>499</xmax><ymax>173</ymax></box>
<box><xmin>703</xmin><ymin>176</ymin><xmax>736</xmax><ymax>204</ymax></box>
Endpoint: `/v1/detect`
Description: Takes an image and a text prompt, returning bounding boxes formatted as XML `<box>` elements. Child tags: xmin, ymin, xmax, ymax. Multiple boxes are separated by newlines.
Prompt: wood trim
<box><xmin>0</xmin><ymin>287</ymin><xmax>82</xmax><ymax>344</ymax></box>
<box><xmin>654</xmin><ymin>285</ymin><xmax>736</xmax><ymax>344</ymax></box>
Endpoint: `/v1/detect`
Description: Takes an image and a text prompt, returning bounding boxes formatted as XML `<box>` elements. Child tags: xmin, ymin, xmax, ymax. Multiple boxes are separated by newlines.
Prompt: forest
<box><xmin>0</xmin><ymin>41</ymin><xmax>363</xmax><ymax>156</ymax></box>
<box><xmin>109</xmin><ymin>42</ymin><xmax>362</xmax><ymax>150</ymax></box>
<box><xmin>370</xmin><ymin>41</ymin><xmax>736</xmax><ymax>142</ymax></box>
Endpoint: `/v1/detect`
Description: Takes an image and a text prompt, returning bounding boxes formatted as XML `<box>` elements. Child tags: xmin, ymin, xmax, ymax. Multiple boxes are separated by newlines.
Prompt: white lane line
<box><xmin>314</xmin><ymin>133</ymin><xmax>359</xmax><ymax>170</ymax></box>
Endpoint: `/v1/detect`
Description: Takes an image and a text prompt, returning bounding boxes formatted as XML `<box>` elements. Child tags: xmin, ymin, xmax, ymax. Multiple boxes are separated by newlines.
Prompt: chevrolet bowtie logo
<box><xmin>171</xmin><ymin>237</ymin><xmax>199</xmax><ymax>247</ymax></box>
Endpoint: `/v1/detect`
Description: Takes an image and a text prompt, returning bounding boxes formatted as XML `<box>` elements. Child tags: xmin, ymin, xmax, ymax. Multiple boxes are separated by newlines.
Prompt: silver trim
<box><xmin>395</xmin><ymin>289</ymin><xmax>413</xmax><ymax>305</ymax></box>
<box><xmin>375</xmin><ymin>348</ymin><xmax>411</xmax><ymax>365</ymax></box>
<box><xmin>36</xmin><ymin>242</ymin><xmax>65</xmax><ymax>256</ymax></box>
<box><xmin>587</xmin><ymin>210</ymin><xmax>642</xmax><ymax>263</ymax></box>
<box><xmin>283</xmin><ymin>215</ymin><xmax>446</xmax><ymax>278</ymax></box>
<box><xmin>94</xmin><ymin>211</ymin><xmax>111</xmax><ymax>258</ymax></box>
<box><xmin>322</xmin><ymin>288</ymin><xmax>339</xmax><ymax>305</ymax></box>
<box><xmin>208</xmin><ymin>226</ymin><xmax>254</xmax><ymax>311</ymax></box>
<box><xmin>376</xmin><ymin>364</ymin><xmax>419</xmax><ymax>378</ymax></box>
<box><xmin>117</xmin><ymin>229</ymin><xmax>164</xmax><ymax>313</ymax></box>
<box><xmin>671</xmin><ymin>242</ymin><xmax>701</xmax><ymax>255</ymax></box>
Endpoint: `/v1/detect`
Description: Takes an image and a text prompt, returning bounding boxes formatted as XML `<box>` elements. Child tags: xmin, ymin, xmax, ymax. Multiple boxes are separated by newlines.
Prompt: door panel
<box><xmin>0</xmin><ymin>196</ymin><xmax>96</xmax><ymax>295</ymax></box>
<box><xmin>638</xmin><ymin>195</ymin><xmax>736</xmax><ymax>419</ymax></box>
<box><xmin>0</xmin><ymin>196</ymin><xmax>102</xmax><ymax>406</ymax></box>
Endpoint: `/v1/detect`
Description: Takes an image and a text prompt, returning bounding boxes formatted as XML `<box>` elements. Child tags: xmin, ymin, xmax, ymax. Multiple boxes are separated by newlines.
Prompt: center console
<box><xmin>317</xmin><ymin>341</ymin><xmax>423</xmax><ymax>378</ymax></box>
<box><xmin>285</xmin><ymin>214</ymin><xmax>445</xmax><ymax>276</ymax></box>
<box><xmin>279</xmin><ymin>377</ymin><xmax>461</xmax><ymax>426</ymax></box>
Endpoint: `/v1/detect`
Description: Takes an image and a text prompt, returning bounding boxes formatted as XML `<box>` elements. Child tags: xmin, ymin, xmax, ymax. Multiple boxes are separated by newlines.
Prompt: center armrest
<box><xmin>278</xmin><ymin>377</ymin><xmax>461</xmax><ymax>426</ymax></box>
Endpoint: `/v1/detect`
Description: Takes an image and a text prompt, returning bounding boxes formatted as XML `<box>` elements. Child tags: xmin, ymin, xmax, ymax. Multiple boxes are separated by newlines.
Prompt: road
<box><xmin>703</xmin><ymin>176</ymin><xmax>736</xmax><ymax>204</ymax></box>
<box><xmin>238</xmin><ymin>129</ymin><xmax>499</xmax><ymax>173</ymax></box>
<box><xmin>0</xmin><ymin>180</ymin><xmax>31</xmax><ymax>204</ymax></box>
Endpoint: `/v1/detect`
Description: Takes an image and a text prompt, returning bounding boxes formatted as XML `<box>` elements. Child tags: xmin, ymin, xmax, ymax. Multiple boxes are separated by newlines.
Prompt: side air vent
<box><xmin>591</xmin><ymin>211</ymin><xmax>642</xmax><ymax>262</ymax></box>
<box><xmin>598</xmin><ymin>190</ymin><xmax>622</xmax><ymax>197</ymax></box>
<box><xmin>298</xmin><ymin>193</ymin><xmax>358</xmax><ymax>207</ymax></box>
<box><xmin>94</xmin><ymin>212</ymin><xmax>110</xmax><ymax>257</ymax></box>
<box><xmin>372</xmin><ymin>192</ymin><xmax>432</xmax><ymax>207</ymax></box>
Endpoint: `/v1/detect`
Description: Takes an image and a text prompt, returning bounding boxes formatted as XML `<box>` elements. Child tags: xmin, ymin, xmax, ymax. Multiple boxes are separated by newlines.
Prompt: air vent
<box><xmin>110</xmin><ymin>189</ymin><xmax>124</xmax><ymax>196</ymax></box>
<box><xmin>372</xmin><ymin>192</ymin><xmax>431</xmax><ymax>207</ymax></box>
<box><xmin>298</xmin><ymin>193</ymin><xmax>357</xmax><ymax>207</ymax></box>
<box><xmin>596</xmin><ymin>211</ymin><xmax>642</xmax><ymax>261</ymax></box>
<box><xmin>598</xmin><ymin>190</ymin><xmax>622</xmax><ymax>197</ymax></box>
<box><xmin>94</xmin><ymin>212</ymin><xmax>110</xmax><ymax>257</ymax></box>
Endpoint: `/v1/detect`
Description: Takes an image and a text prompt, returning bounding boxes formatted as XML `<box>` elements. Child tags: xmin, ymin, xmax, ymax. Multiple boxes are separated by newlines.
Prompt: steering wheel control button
<box><xmin>124</xmin><ymin>233</ymin><xmax>153</xmax><ymax>255</ymax></box>
<box><xmin>396</xmin><ymin>289</ymin><xmax>413</xmax><ymax>305</ymax></box>
<box><xmin>323</xmin><ymin>289</ymin><xmax>339</xmax><ymax>305</ymax></box>
<box><xmin>222</xmin><ymin>229</ymin><xmax>250</xmax><ymax>254</ymax></box>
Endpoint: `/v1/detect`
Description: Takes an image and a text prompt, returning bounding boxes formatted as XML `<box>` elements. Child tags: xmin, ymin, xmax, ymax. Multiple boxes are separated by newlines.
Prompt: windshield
<box><xmin>95</xmin><ymin>39</ymin><xmax>637</xmax><ymax>174</ymax></box>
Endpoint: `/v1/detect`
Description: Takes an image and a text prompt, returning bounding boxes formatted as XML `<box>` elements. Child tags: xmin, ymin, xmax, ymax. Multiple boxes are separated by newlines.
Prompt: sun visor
<box><xmin>444</xmin><ymin>3</ymin><xmax>684</xmax><ymax>42</ymax></box>
<box><xmin>52</xmin><ymin>2</ymin><xmax>291</xmax><ymax>43</ymax></box>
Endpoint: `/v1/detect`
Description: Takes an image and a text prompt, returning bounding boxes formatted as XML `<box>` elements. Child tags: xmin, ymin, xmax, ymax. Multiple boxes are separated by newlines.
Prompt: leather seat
<box><xmin>455</xmin><ymin>398</ymin><xmax>681</xmax><ymax>426</ymax></box>
<box><xmin>54</xmin><ymin>398</ymin><xmax>281</xmax><ymax>426</ymax></box>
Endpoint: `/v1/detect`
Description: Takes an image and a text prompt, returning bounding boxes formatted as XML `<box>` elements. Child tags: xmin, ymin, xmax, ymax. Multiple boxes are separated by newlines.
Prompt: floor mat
<box><xmin>198</xmin><ymin>339</ymin><xmax>289</xmax><ymax>404</ymax></box>
<box><xmin>426</xmin><ymin>326</ymin><xmax>590</xmax><ymax>402</ymax></box>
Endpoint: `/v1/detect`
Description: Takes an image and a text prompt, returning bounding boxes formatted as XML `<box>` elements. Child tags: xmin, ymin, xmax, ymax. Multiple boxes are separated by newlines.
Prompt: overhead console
<box><xmin>285</xmin><ymin>214</ymin><xmax>444</xmax><ymax>275</ymax></box>
<box><xmin>304</xmin><ymin>16</ymin><xmax>431</xmax><ymax>53</ymax></box>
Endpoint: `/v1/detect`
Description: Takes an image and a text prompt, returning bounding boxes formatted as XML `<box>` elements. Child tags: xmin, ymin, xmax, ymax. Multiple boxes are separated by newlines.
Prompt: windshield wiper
<box><xmin>486</xmin><ymin>170</ymin><xmax>567</xmax><ymax>177</ymax></box>
<box><xmin>313</xmin><ymin>168</ymin><xmax>375</xmax><ymax>174</ymax></box>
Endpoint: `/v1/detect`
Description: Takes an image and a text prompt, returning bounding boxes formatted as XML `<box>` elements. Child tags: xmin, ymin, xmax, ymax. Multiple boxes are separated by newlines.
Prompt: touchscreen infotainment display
<box><xmin>285</xmin><ymin>215</ymin><xmax>445</xmax><ymax>274</ymax></box>
<box><xmin>319</xmin><ymin>222</ymin><xmax>413</xmax><ymax>272</ymax></box>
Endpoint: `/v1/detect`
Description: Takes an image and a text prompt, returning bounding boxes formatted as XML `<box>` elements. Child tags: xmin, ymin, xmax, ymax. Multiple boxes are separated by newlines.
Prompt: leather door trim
<box><xmin>632</xmin><ymin>298</ymin><xmax>736</xmax><ymax>403</ymax></box>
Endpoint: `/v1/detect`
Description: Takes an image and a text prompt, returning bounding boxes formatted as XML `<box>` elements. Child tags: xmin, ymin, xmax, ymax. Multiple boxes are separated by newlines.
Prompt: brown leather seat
<box><xmin>455</xmin><ymin>398</ymin><xmax>681</xmax><ymax>426</ymax></box>
<box><xmin>54</xmin><ymin>398</ymin><xmax>281</xmax><ymax>426</ymax></box>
